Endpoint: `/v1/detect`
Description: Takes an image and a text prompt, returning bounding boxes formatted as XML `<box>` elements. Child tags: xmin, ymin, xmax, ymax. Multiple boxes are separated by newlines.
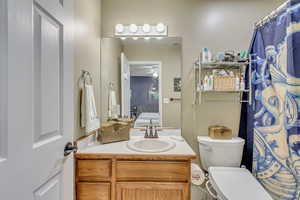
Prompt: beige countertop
<box><xmin>77</xmin><ymin>135</ymin><xmax>196</xmax><ymax>158</ymax></box>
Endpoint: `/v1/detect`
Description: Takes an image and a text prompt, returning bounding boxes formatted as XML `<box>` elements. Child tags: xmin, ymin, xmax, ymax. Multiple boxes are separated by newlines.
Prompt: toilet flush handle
<box><xmin>199</xmin><ymin>142</ymin><xmax>212</xmax><ymax>152</ymax></box>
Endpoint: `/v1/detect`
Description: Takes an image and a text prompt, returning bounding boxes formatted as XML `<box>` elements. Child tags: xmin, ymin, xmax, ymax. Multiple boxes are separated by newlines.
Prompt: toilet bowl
<box><xmin>197</xmin><ymin>136</ymin><xmax>272</xmax><ymax>200</ymax></box>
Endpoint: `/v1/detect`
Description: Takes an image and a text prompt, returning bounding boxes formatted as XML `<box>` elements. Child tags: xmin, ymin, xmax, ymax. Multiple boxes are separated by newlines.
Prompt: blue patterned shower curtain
<box><xmin>249</xmin><ymin>1</ymin><xmax>300</xmax><ymax>199</ymax></box>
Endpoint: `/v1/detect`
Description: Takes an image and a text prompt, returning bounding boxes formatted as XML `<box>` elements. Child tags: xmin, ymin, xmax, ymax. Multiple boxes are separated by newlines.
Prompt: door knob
<box><xmin>64</xmin><ymin>142</ymin><xmax>78</xmax><ymax>157</ymax></box>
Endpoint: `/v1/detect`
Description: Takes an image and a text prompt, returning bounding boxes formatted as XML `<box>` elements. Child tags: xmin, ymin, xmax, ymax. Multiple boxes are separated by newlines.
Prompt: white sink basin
<box><xmin>127</xmin><ymin>138</ymin><xmax>176</xmax><ymax>153</ymax></box>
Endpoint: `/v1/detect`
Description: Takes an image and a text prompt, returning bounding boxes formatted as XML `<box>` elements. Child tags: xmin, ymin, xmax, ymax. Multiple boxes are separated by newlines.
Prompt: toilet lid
<box><xmin>197</xmin><ymin>136</ymin><xmax>245</xmax><ymax>146</ymax></box>
<box><xmin>209</xmin><ymin>167</ymin><xmax>273</xmax><ymax>200</ymax></box>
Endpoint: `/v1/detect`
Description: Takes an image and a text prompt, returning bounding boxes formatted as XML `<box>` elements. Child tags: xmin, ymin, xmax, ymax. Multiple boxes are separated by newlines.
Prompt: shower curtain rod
<box><xmin>255</xmin><ymin>0</ymin><xmax>290</xmax><ymax>27</ymax></box>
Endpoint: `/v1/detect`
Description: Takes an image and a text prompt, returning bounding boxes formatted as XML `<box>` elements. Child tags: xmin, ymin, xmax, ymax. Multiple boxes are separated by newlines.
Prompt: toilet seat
<box><xmin>208</xmin><ymin>167</ymin><xmax>273</xmax><ymax>200</ymax></box>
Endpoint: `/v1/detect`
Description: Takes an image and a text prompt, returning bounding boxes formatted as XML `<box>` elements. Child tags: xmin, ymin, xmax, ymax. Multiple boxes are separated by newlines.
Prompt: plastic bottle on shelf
<box><xmin>207</xmin><ymin>75</ymin><xmax>211</xmax><ymax>91</ymax></box>
<box><xmin>203</xmin><ymin>75</ymin><xmax>209</xmax><ymax>91</ymax></box>
<box><xmin>235</xmin><ymin>75</ymin><xmax>240</xmax><ymax>91</ymax></box>
<box><xmin>197</xmin><ymin>81</ymin><xmax>202</xmax><ymax>92</ymax></box>
<box><xmin>202</xmin><ymin>48</ymin><xmax>212</xmax><ymax>63</ymax></box>
<box><xmin>209</xmin><ymin>74</ymin><xmax>214</xmax><ymax>90</ymax></box>
<box><xmin>240</xmin><ymin>77</ymin><xmax>245</xmax><ymax>91</ymax></box>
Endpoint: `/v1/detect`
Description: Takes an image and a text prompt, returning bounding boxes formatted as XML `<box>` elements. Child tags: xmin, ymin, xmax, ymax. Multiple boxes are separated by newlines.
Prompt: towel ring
<box><xmin>81</xmin><ymin>70</ymin><xmax>93</xmax><ymax>85</ymax></box>
<box><xmin>109</xmin><ymin>82</ymin><xmax>115</xmax><ymax>90</ymax></box>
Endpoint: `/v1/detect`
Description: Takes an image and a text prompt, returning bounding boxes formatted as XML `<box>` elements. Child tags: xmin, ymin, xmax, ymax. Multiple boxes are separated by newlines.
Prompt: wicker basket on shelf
<box><xmin>213</xmin><ymin>76</ymin><xmax>237</xmax><ymax>91</ymax></box>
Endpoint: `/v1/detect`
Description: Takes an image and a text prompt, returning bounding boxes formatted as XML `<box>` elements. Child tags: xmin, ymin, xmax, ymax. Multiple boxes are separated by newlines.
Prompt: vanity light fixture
<box><xmin>114</xmin><ymin>23</ymin><xmax>168</xmax><ymax>37</ymax></box>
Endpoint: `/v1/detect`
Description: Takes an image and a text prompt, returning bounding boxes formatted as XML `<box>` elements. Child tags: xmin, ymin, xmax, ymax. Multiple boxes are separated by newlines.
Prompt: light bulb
<box><xmin>144</xmin><ymin>37</ymin><xmax>150</xmax><ymax>40</ymax></box>
<box><xmin>132</xmin><ymin>37</ymin><xmax>138</xmax><ymax>40</ymax></box>
<box><xmin>115</xmin><ymin>24</ymin><xmax>124</xmax><ymax>33</ymax></box>
<box><xmin>156</xmin><ymin>23</ymin><xmax>165</xmax><ymax>33</ymax></box>
<box><xmin>142</xmin><ymin>24</ymin><xmax>151</xmax><ymax>33</ymax></box>
<box><xmin>129</xmin><ymin>24</ymin><xmax>138</xmax><ymax>33</ymax></box>
<box><xmin>153</xmin><ymin>72</ymin><xmax>158</xmax><ymax>78</ymax></box>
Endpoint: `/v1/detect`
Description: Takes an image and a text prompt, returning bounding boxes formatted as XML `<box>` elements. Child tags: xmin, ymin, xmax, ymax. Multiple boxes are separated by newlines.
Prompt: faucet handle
<box><xmin>154</xmin><ymin>126</ymin><xmax>160</xmax><ymax>138</ymax></box>
<box><xmin>144</xmin><ymin>126</ymin><xmax>149</xmax><ymax>138</ymax></box>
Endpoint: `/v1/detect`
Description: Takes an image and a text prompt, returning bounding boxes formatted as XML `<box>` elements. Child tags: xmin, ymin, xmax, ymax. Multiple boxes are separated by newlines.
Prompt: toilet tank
<box><xmin>198</xmin><ymin>136</ymin><xmax>245</xmax><ymax>171</ymax></box>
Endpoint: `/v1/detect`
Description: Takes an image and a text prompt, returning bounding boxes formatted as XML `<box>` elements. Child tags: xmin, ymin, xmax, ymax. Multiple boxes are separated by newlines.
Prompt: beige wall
<box><xmin>74</xmin><ymin>0</ymin><xmax>101</xmax><ymax>139</ymax></box>
<box><xmin>100</xmin><ymin>38</ymin><xmax>123</xmax><ymax>122</ymax></box>
<box><xmin>101</xmin><ymin>0</ymin><xmax>286</xmax><ymax>152</ymax></box>
<box><xmin>123</xmin><ymin>42</ymin><xmax>182</xmax><ymax>128</ymax></box>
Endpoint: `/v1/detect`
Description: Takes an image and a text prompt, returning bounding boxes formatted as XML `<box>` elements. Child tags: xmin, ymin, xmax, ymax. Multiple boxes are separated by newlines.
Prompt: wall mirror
<box><xmin>100</xmin><ymin>37</ymin><xmax>182</xmax><ymax>132</ymax></box>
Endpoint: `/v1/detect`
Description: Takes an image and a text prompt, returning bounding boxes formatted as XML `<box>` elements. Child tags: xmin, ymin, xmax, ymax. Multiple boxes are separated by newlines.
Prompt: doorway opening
<box><xmin>129</xmin><ymin>61</ymin><xmax>162</xmax><ymax>127</ymax></box>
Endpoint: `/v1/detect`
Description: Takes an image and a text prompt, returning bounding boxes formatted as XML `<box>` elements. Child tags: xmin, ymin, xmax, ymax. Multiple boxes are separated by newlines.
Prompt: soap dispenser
<box><xmin>202</xmin><ymin>48</ymin><xmax>212</xmax><ymax>63</ymax></box>
<box><xmin>203</xmin><ymin>75</ymin><xmax>209</xmax><ymax>91</ymax></box>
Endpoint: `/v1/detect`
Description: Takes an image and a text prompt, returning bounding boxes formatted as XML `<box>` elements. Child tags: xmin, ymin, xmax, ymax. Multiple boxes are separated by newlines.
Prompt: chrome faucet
<box><xmin>144</xmin><ymin>119</ymin><xmax>159</xmax><ymax>138</ymax></box>
<box><xmin>149</xmin><ymin>119</ymin><xmax>154</xmax><ymax>137</ymax></box>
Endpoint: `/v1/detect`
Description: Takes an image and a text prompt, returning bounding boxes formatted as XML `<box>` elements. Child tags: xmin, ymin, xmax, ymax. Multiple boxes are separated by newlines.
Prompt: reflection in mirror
<box><xmin>101</xmin><ymin>37</ymin><xmax>182</xmax><ymax>132</ymax></box>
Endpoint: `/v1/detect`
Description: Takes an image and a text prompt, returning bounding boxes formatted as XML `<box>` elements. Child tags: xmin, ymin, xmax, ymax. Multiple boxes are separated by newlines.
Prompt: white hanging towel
<box><xmin>84</xmin><ymin>84</ymin><xmax>100</xmax><ymax>133</ymax></box>
<box><xmin>108</xmin><ymin>90</ymin><xmax>119</xmax><ymax>118</ymax></box>
<box><xmin>80</xmin><ymin>86</ymin><xmax>86</xmax><ymax>128</ymax></box>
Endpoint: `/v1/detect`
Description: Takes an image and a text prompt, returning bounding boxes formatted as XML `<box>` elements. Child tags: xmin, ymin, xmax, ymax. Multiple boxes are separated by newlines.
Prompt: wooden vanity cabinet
<box><xmin>75</xmin><ymin>154</ymin><xmax>195</xmax><ymax>200</ymax></box>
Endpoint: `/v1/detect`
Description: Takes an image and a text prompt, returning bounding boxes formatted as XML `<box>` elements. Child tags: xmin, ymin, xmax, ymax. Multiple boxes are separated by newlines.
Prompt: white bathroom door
<box><xmin>0</xmin><ymin>0</ymin><xmax>74</xmax><ymax>200</ymax></box>
<box><xmin>121</xmin><ymin>52</ymin><xmax>131</xmax><ymax>117</ymax></box>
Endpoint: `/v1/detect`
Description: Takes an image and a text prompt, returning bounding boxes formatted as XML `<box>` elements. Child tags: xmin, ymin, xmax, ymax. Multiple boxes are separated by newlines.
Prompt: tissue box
<box><xmin>208</xmin><ymin>125</ymin><xmax>233</xmax><ymax>139</ymax></box>
<box><xmin>98</xmin><ymin>121</ymin><xmax>130</xmax><ymax>144</ymax></box>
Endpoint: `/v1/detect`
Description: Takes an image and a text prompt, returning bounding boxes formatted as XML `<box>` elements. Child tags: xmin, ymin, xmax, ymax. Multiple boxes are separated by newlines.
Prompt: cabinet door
<box><xmin>77</xmin><ymin>183</ymin><xmax>110</xmax><ymax>200</ymax></box>
<box><xmin>116</xmin><ymin>182</ymin><xmax>189</xmax><ymax>200</ymax></box>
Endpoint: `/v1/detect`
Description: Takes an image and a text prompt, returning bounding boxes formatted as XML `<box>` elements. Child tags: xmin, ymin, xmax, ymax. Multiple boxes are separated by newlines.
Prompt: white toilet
<box><xmin>197</xmin><ymin>136</ymin><xmax>273</xmax><ymax>200</ymax></box>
